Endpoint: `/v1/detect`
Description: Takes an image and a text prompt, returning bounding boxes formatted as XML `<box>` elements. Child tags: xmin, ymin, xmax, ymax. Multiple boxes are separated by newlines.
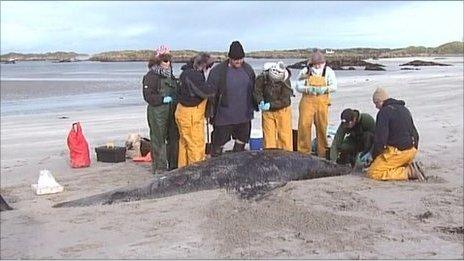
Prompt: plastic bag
<box><xmin>67</xmin><ymin>122</ymin><xmax>91</xmax><ymax>168</ymax></box>
<box><xmin>31</xmin><ymin>169</ymin><xmax>64</xmax><ymax>195</ymax></box>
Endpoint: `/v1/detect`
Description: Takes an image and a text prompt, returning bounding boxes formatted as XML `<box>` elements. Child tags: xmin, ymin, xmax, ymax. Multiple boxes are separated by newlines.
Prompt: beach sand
<box><xmin>1</xmin><ymin>57</ymin><xmax>463</xmax><ymax>259</ymax></box>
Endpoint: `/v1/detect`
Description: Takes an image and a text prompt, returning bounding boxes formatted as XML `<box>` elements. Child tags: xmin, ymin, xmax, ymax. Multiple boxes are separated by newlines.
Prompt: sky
<box><xmin>1</xmin><ymin>1</ymin><xmax>463</xmax><ymax>54</ymax></box>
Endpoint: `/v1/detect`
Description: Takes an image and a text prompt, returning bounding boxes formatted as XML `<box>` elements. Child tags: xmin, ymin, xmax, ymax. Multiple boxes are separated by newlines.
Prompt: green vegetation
<box><xmin>0</xmin><ymin>51</ymin><xmax>87</xmax><ymax>62</ymax></box>
<box><xmin>435</xmin><ymin>41</ymin><xmax>464</xmax><ymax>54</ymax></box>
<box><xmin>2</xmin><ymin>41</ymin><xmax>462</xmax><ymax>62</ymax></box>
<box><xmin>88</xmin><ymin>50</ymin><xmax>226</xmax><ymax>62</ymax></box>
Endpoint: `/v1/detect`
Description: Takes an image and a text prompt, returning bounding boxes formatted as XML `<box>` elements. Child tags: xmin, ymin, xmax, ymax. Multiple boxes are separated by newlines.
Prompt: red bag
<box><xmin>67</xmin><ymin>122</ymin><xmax>91</xmax><ymax>168</ymax></box>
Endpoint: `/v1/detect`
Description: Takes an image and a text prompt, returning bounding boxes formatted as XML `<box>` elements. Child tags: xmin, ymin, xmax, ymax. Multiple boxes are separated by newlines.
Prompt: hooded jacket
<box><xmin>253</xmin><ymin>69</ymin><xmax>294</xmax><ymax>111</ymax></box>
<box><xmin>372</xmin><ymin>98</ymin><xmax>419</xmax><ymax>160</ymax></box>
<box><xmin>177</xmin><ymin>61</ymin><xmax>216</xmax><ymax>107</ymax></box>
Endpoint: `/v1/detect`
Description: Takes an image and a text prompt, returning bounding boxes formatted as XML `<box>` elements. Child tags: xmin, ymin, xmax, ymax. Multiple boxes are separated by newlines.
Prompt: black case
<box><xmin>95</xmin><ymin>146</ymin><xmax>126</xmax><ymax>163</ymax></box>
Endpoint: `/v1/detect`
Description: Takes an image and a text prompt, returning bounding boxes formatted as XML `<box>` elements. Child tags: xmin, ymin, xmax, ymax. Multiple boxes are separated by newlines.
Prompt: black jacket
<box><xmin>253</xmin><ymin>70</ymin><xmax>293</xmax><ymax>111</ymax></box>
<box><xmin>205</xmin><ymin>60</ymin><xmax>257</xmax><ymax>121</ymax></box>
<box><xmin>142</xmin><ymin>68</ymin><xmax>178</xmax><ymax>107</ymax></box>
<box><xmin>178</xmin><ymin>62</ymin><xmax>216</xmax><ymax>107</ymax></box>
<box><xmin>372</xmin><ymin>98</ymin><xmax>419</xmax><ymax>159</ymax></box>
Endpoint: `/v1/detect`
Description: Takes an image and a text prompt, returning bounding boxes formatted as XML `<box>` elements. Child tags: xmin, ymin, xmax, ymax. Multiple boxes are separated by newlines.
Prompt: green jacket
<box><xmin>253</xmin><ymin>70</ymin><xmax>293</xmax><ymax>111</ymax></box>
<box><xmin>142</xmin><ymin>69</ymin><xmax>178</xmax><ymax>107</ymax></box>
<box><xmin>330</xmin><ymin>111</ymin><xmax>375</xmax><ymax>161</ymax></box>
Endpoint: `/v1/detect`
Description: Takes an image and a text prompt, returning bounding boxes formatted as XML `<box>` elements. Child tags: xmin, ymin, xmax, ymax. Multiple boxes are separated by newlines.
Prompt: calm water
<box><xmin>1</xmin><ymin>57</ymin><xmax>462</xmax><ymax>116</ymax></box>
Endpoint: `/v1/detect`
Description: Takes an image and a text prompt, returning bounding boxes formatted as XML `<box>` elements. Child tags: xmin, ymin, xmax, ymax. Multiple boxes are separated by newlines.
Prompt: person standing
<box><xmin>175</xmin><ymin>53</ymin><xmax>216</xmax><ymax>167</ymax></box>
<box><xmin>329</xmin><ymin>108</ymin><xmax>375</xmax><ymax>166</ymax></box>
<box><xmin>295</xmin><ymin>50</ymin><xmax>337</xmax><ymax>158</ymax></box>
<box><xmin>367</xmin><ymin>88</ymin><xmax>425</xmax><ymax>181</ymax></box>
<box><xmin>254</xmin><ymin>61</ymin><xmax>293</xmax><ymax>151</ymax></box>
<box><xmin>142</xmin><ymin>45</ymin><xmax>179</xmax><ymax>175</ymax></box>
<box><xmin>206</xmin><ymin>41</ymin><xmax>257</xmax><ymax>156</ymax></box>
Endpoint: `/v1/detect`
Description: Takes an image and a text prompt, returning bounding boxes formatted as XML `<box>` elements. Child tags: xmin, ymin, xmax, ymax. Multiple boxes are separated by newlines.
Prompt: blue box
<box><xmin>249</xmin><ymin>137</ymin><xmax>263</xmax><ymax>151</ymax></box>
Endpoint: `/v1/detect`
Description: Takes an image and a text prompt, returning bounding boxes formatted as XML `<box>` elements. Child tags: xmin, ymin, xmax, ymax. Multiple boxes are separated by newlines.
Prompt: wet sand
<box><xmin>1</xmin><ymin>57</ymin><xmax>463</xmax><ymax>259</ymax></box>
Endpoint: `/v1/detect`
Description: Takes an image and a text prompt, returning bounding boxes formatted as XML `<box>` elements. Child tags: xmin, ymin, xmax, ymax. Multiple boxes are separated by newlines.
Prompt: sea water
<box><xmin>1</xmin><ymin>57</ymin><xmax>462</xmax><ymax>116</ymax></box>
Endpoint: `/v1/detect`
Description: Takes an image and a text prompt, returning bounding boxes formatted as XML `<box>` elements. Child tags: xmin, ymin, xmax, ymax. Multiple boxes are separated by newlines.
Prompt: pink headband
<box><xmin>155</xmin><ymin>45</ymin><xmax>170</xmax><ymax>57</ymax></box>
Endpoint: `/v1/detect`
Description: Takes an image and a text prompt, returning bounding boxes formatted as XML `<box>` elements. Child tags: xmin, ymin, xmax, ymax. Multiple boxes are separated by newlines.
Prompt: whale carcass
<box><xmin>54</xmin><ymin>150</ymin><xmax>352</xmax><ymax>208</ymax></box>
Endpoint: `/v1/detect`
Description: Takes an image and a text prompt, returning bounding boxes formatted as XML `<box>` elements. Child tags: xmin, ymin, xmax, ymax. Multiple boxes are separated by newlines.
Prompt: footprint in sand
<box><xmin>129</xmin><ymin>240</ymin><xmax>158</xmax><ymax>247</ymax></box>
<box><xmin>68</xmin><ymin>216</ymin><xmax>93</xmax><ymax>224</ymax></box>
<box><xmin>59</xmin><ymin>242</ymin><xmax>103</xmax><ymax>254</ymax></box>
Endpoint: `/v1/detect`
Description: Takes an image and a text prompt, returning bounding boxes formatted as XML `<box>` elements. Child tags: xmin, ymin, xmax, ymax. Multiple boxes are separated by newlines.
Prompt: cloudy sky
<box><xmin>1</xmin><ymin>1</ymin><xmax>462</xmax><ymax>54</ymax></box>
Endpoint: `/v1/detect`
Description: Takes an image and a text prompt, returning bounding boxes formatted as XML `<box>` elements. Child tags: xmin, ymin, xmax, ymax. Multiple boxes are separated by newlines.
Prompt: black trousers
<box><xmin>211</xmin><ymin>121</ymin><xmax>251</xmax><ymax>147</ymax></box>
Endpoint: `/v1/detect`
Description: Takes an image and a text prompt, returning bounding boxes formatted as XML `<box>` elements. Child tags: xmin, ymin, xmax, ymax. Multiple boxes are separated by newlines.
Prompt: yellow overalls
<box><xmin>297</xmin><ymin>70</ymin><xmax>329</xmax><ymax>157</ymax></box>
<box><xmin>175</xmin><ymin>99</ymin><xmax>207</xmax><ymax>167</ymax></box>
<box><xmin>368</xmin><ymin>146</ymin><xmax>417</xmax><ymax>181</ymax></box>
<box><xmin>262</xmin><ymin>106</ymin><xmax>293</xmax><ymax>151</ymax></box>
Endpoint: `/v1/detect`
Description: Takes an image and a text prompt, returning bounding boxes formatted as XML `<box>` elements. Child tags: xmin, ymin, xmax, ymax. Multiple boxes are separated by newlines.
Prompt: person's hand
<box><xmin>314</xmin><ymin>87</ymin><xmax>328</xmax><ymax>95</ymax></box>
<box><xmin>258</xmin><ymin>101</ymin><xmax>270</xmax><ymax>111</ymax></box>
<box><xmin>360</xmin><ymin>152</ymin><xmax>373</xmax><ymax>165</ymax></box>
<box><xmin>307</xmin><ymin>86</ymin><xmax>318</xmax><ymax>95</ymax></box>
<box><xmin>261</xmin><ymin>102</ymin><xmax>271</xmax><ymax>111</ymax></box>
<box><xmin>163</xmin><ymin>96</ymin><xmax>173</xmax><ymax>104</ymax></box>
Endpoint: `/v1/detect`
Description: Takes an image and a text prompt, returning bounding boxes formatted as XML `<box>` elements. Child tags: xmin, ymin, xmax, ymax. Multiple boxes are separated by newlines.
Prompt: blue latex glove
<box><xmin>314</xmin><ymin>87</ymin><xmax>328</xmax><ymax>95</ymax></box>
<box><xmin>360</xmin><ymin>152</ymin><xmax>373</xmax><ymax>164</ymax></box>
<box><xmin>163</xmin><ymin>96</ymin><xmax>173</xmax><ymax>104</ymax></box>
<box><xmin>307</xmin><ymin>86</ymin><xmax>318</xmax><ymax>95</ymax></box>
<box><xmin>261</xmin><ymin>102</ymin><xmax>271</xmax><ymax>111</ymax></box>
<box><xmin>258</xmin><ymin>101</ymin><xmax>271</xmax><ymax>111</ymax></box>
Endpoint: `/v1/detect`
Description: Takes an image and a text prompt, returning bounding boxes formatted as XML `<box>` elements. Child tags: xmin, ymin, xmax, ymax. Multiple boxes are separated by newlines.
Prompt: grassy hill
<box><xmin>87</xmin><ymin>50</ymin><xmax>226</xmax><ymax>62</ymax></box>
<box><xmin>435</xmin><ymin>41</ymin><xmax>464</xmax><ymax>54</ymax></box>
<box><xmin>2</xmin><ymin>41</ymin><xmax>462</xmax><ymax>62</ymax></box>
<box><xmin>0</xmin><ymin>51</ymin><xmax>87</xmax><ymax>62</ymax></box>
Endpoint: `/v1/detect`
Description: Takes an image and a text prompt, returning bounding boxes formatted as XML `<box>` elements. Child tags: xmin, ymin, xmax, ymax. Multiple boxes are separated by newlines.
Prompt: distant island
<box><xmin>0</xmin><ymin>52</ymin><xmax>88</xmax><ymax>63</ymax></box>
<box><xmin>1</xmin><ymin>41</ymin><xmax>462</xmax><ymax>63</ymax></box>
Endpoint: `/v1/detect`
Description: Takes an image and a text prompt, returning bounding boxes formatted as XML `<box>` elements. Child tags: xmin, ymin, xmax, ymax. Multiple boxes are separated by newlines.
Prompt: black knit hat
<box><xmin>341</xmin><ymin>108</ymin><xmax>356</xmax><ymax>123</ymax></box>
<box><xmin>228</xmin><ymin>41</ymin><xmax>245</xmax><ymax>59</ymax></box>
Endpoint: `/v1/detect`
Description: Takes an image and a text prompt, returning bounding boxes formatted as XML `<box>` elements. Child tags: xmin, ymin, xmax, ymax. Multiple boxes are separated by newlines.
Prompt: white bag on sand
<box><xmin>31</xmin><ymin>169</ymin><xmax>64</xmax><ymax>195</ymax></box>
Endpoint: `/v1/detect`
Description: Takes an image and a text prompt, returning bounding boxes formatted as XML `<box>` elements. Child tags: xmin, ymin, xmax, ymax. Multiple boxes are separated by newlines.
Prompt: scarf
<box><xmin>151</xmin><ymin>65</ymin><xmax>172</xmax><ymax>78</ymax></box>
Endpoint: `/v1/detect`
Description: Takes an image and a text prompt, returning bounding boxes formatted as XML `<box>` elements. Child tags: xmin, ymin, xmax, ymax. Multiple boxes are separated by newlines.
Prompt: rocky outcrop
<box><xmin>364</xmin><ymin>64</ymin><xmax>386</xmax><ymax>71</ymax></box>
<box><xmin>401</xmin><ymin>67</ymin><xmax>421</xmax><ymax>70</ymax></box>
<box><xmin>287</xmin><ymin>58</ymin><xmax>386</xmax><ymax>71</ymax></box>
<box><xmin>400</xmin><ymin>60</ymin><xmax>451</xmax><ymax>66</ymax></box>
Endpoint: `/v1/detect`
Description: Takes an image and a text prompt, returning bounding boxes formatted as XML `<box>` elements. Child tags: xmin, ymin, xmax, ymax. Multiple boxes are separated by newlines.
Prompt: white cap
<box><xmin>267</xmin><ymin>61</ymin><xmax>286</xmax><ymax>81</ymax></box>
<box><xmin>263</xmin><ymin>62</ymin><xmax>277</xmax><ymax>70</ymax></box>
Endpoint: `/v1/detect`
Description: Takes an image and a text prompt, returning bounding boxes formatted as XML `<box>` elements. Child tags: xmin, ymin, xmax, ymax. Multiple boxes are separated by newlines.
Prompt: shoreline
<box><xmin>3</xmin><ymin>52</ymin><xmax>463</xmax><ymax>63</ymax></box>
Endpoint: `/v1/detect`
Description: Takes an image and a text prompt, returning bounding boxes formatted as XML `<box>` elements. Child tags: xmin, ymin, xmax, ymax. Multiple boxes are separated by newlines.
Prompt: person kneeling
<box><xmin>330</xmin><ymin>108</ymin><xmax>375</xmax><ymax>167</ymax></box>
<box><xmin>367</xmin><ymin>88</ymin><xmax>425</xmax><ymax>181</ymax></box>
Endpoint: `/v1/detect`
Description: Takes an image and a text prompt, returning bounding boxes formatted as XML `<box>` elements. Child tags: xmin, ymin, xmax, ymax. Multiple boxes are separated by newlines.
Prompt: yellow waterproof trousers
<box><xmin>297</xmin><ymin>75</ymin><xmax>329</xmax><ymax>157</ymax></box>
<box><xmin>367</xmin><ymin>146</ymin><xmax>417</xmax><ymax>181</ymax></box>
<box><xmin>175</xmin><ymin>100</ymin><xmax>207</xmax><ymax>168</ymax></box>
<box><xmin>262</xmin><ymin>106</ymin><xmax>293</xmax><ymax>151</ymax></box>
